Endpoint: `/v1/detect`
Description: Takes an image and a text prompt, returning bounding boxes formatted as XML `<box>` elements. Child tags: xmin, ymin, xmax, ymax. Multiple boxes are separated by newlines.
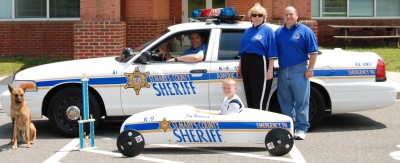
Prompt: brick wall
<box><xmin>125</xmin><ymin>20</ymin><xmax>173</xmax><ymax>49</ymax></box>
<box><xmin>74</xmin><ymin>0</ymin><xmax>123</xmax><ymax>59</ymax></box>
<box><xmin>124</xmin><ymin>0</ymin><xmax>173</xmax><ymax>49</ymax></box>
<box><xmin>0</xmin><ymin>21</ymin><xmax>75</xmax><ymax>58</ymax></box>
<box><xmin>73</xmin><ymin>21</ymin><xmax>126</xmax><ymax>59</ymax></box>
<box><xmin>80</xmin><ymin>0</ymin><xmax>121</xmax><ymax>21</ymax></box>
<box><xmin>170</xmin><ymin>0</ymin><xmax>182</xmax><ymax>24</ymax></box>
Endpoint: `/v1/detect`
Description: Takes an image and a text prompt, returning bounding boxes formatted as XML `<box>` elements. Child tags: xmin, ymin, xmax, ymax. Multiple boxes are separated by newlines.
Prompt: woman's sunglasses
<box><xmin>251</xmin><ymin>14</ymin><xmax>263</xmax><ymax>17</ymax></box>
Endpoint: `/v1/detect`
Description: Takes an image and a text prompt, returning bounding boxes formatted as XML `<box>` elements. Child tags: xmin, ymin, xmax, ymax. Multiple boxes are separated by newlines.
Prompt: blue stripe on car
<box><xmin>35</xmin><ymin>69</ymin><xmax>376</xmax><ymax>87</ymax></box>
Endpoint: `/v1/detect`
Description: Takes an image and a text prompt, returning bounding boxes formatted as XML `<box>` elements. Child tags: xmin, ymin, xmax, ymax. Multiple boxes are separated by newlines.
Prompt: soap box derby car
<box><xmin>117</xmin><ymin>105</ymin><xmax>295</xmax><ymax>157</ymax></box>
<box><xmin>0</xmin><ymin>8</ymin><xmax>397</xmax><ymax>137</ymax></box>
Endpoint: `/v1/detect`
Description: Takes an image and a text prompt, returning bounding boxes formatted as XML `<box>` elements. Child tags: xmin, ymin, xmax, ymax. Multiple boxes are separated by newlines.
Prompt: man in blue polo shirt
<box><xmin>275</xmin><ymin>6</ymin><xmax>319</xmax><ymax>140</ymax></box>
<box><xmin>159</xmin><ymin>32</ymin><xmax>206</xmax><ymax>63</ymax></box>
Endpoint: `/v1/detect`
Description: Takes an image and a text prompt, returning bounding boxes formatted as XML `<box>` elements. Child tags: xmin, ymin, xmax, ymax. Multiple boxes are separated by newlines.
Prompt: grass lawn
<box><xmin>0</xmin><ymin>57</ymin><xmax>71</xmax><ymax>76</ymax></box>
<box><xmin>0</xmin><ymin>47</ymin><xmax>399</xmax><ymax>77</ymax></box>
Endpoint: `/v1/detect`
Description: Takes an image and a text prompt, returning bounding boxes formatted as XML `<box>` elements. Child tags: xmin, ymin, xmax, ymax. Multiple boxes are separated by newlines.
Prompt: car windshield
<box><xmin>133</xmin><ymin>29</ymin><xmax>170</xmax><ymax>52</ymax></box>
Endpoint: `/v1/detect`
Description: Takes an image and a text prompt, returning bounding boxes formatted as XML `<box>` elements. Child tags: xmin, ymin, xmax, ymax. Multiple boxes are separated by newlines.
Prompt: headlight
<box><xmin>12</xmin><ymin>80</ymin><xmax>37</xmax><ymax>92</ymax></box>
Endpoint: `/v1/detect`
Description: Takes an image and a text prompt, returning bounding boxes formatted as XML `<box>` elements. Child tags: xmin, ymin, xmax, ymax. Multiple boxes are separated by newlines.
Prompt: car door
<box><xmin>208</xmin><ymin>28</ymin><xmax>247</xmax><ymax>110</ymax></box>
<box><xmin>120</xmin><ymin>30</ymin><xmax>215</xmax><ymax>115</ymax></box>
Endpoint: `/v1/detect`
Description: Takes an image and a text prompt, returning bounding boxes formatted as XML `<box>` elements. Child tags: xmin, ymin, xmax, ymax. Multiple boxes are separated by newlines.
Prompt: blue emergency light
<box><xmin>219</xmin><ymin>7</ymin><xmax>238</xmax><ymax>17</ymax></box>
<box><xmin>190</xmin><ymin>9</ymin><xmax>203</xmax><ymax>17</ymax></box>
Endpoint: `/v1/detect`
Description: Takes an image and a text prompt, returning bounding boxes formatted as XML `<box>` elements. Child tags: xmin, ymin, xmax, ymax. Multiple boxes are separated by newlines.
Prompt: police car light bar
<box><xmin>190</xmin><ymin>7</ymin><xmax>244</xmax><ymax>23</ymax></box>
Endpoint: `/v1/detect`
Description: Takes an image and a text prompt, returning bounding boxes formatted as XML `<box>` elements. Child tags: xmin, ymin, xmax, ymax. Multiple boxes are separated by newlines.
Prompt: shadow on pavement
<box><xmin>310</xmin><ymin>113</ymin><xmax>386</xmax><ymax>133</ymax></box>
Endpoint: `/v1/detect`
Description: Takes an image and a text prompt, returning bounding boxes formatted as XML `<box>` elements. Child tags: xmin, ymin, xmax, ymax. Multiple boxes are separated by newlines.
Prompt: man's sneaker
<box><xmin>294</xmin><ymin>130</ymin><xmax>306</xmax><ymax>140</ymax></box>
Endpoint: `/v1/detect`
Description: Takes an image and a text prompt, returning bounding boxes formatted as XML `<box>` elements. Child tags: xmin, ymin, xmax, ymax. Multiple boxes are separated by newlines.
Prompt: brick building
<box><xmin>0</xmin><ymin>0</ymin><xmax>399</xmax><ymax>59</ymax></box>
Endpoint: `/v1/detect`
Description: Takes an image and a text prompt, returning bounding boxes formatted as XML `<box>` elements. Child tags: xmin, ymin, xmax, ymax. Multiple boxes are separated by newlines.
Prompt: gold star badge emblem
<box><xmin>159</xmin><ymin>118</ymin><xmax>171</xmax><ymax>132</ymax></box>
<box><xmin>124</xmin><ymin>67</ymin><xmax>150</xmax><ymax>95</ymax></box>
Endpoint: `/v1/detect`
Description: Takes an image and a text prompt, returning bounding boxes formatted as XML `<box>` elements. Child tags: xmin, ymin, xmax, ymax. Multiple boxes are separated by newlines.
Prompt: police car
<box><xmin>0</xmin><ymin>8</ymin><xmax>397</xmax><ymax>137</ymax></box>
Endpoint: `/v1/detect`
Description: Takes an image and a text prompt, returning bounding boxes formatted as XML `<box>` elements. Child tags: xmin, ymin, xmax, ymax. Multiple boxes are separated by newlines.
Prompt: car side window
<box><xmin>218</xmin><ymin>30</ymin><xmax>244</xmax><ymax>60</ymax></box>
<box><xmin>151</xmin><ymin>30</ymin><xmax>210</xmax><ymax>62</ymax></box>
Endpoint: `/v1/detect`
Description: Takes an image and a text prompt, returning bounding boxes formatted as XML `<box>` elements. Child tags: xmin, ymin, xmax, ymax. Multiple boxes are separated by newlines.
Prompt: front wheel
<box><xmin>48</xmin><ymin>87</ymin><xmax>101</xmax><ymax>137</ymax></box>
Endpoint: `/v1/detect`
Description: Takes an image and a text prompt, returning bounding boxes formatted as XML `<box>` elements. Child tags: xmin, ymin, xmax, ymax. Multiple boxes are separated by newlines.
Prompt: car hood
<box><xmin>13</xmin><ymin>57</ymin><xmax>124</xmax><ymax>81</ymax></box>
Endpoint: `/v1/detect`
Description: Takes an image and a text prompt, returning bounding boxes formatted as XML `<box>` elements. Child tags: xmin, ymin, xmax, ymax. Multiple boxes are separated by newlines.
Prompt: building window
<box><xmin>0</xmin><ymin>0</ymin><xmax>12</xmax><ymax>19</ymax></box>
<box><xmin>377</xmin><ymin>0</ymin><xmax>400</xmax><ymax>17</ymax></box>
<box><xmin>349</xmin><ymin>0</ymin><xmax>373</xmax><ymax>17</ymax></box>
<box><xmin>0</xmin><ymin>0</ymin><xmax>80</xmax><ymax>20</ymax></box>
<box><xmin>312</xmin><ymin>0</ymin><xmax>400</xmax><ymax>18</ymax></box>
<box><xmin>50</xmin><ymin>0</ymin><xmax>80</xmax><ymax>18</ymax></box>
<box><xmin>16</xmin><ymin>0</ymin><xmax>47</xmax><ymax>18</ymax></box>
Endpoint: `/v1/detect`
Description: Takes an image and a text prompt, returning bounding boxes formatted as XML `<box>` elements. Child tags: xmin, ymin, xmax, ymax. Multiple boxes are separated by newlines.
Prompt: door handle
<box><xmin>190</xmin><ymin>69</ymin><xmax>207</xmax><ymax>73</ymax></box>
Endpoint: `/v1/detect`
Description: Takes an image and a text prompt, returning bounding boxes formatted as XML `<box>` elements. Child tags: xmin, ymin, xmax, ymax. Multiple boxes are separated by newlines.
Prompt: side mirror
<box><xmin>116</xmin><ymin>47</ymin><xmax>134</xmax><ymax>62</ymax></box>
<box><xmin>123</xmin><ymin>48</ymin><xmax>134</xmax><ymax>58</ymax></box>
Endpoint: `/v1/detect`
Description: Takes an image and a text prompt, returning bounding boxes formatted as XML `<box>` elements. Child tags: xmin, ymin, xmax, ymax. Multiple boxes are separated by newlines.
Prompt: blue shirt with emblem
<box><xmin>275</xmin><ymin>23</ymin><xmax>318</xmax><ymax>68</ymax></box>
<box><xmin>181</xmin><ymin>44</ymin><xmax>207</xmax><ymax>56</ymax></box>
<box><xmin>238</xmin><ymin>23</ymin><xmax>278</xmax><ymax>58</ymax></box>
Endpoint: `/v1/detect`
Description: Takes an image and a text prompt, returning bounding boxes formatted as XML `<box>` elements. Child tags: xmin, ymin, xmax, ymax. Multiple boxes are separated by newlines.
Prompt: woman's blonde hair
<box><xmin>247</xmin><ymin>3</ymin><xmax>267</xmax><ymax>23</ymax></box>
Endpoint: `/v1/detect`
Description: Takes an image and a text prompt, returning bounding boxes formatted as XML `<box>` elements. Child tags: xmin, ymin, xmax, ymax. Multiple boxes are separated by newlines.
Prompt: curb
<box><xmin>0</xmin><ymin>76</ymin><xmax>12</xmax><ymax>85</ymax></box>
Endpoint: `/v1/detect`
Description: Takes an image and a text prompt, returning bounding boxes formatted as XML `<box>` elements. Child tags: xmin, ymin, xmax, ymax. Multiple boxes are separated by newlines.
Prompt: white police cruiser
<box><xmin>0</xmin><ymin>8</ymin><xmax>397</xmax><ymax>137</ymax></box>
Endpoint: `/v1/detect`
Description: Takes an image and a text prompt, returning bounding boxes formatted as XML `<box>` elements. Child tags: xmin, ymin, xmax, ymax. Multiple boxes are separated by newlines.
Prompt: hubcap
<box><xmin>66</xmin><ymin>106</ymin><xmax>81</xmax><ymax>120</ymax></box>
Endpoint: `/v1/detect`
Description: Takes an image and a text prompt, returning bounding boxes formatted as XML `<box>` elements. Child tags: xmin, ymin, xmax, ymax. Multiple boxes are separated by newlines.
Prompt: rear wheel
<box><xmin>308</xmin><ymin>86</ymin><xmax>326</xmax><ymax>130</ymax></box>
<box><xmin>117</xmin><ymin>130</ymin><xmax>145</xmax><ymax>157</ymax></box>
<box><xmin>48</xmin><ymin>87</ymin><xmax>101</xmax><ymax>137</ymax></box>
<box><xmin>268</xmin><ymin>86</ymin><xmax>326</xmax><ymax>130</ymax></box>
<box><xmin>265</xmin><ymin>128</ymin><xmax>294</xmax><ymax>156</ymax></box>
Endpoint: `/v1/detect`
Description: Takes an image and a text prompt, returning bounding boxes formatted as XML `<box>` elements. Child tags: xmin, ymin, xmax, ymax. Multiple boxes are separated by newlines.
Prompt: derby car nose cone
<box><xmin>66</xmin><ymin>106</ymin><xmax>81</xmax><ymax>120</ymax></box>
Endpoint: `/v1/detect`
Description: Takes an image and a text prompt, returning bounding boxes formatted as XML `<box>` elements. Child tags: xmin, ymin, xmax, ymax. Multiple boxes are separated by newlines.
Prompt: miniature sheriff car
<box><xmin>117</xmin><ymin>105</ymin><xmax>294</xmax><ymax>157</ymax></box>
<box><xmin>0</xmin><ymin>8</ymin><xmax>397</xmax><ymax>137</ymax></box>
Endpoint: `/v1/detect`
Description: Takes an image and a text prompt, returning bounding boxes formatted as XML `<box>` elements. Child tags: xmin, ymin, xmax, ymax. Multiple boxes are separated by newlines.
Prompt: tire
<box><xmin>117</xmin><ymin>130</ymin><xmax>145</xmax><ymax>157</ymax></box>
<box><xmin>265</xmin><ymin>128</ymin><xmax>294</xmax><ymax>156</ymax></box>
<box><xmin>308</xmin><ymin>86</ymin><xmax>326</xmax><ymax>130</ymax></box>
<box><xmin>268</xmin><ymin>86</ymin><xmax>326</xmax><ymax>130</ymax></box>
<box><xmin>48</xmin><ymin>87</ymin><xmax>101</xmax><ymax>137</ymax></box>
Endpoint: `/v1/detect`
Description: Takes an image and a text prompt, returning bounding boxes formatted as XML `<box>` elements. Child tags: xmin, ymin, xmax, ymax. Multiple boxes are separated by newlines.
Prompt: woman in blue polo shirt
<box><xmin>237</xmin><ymin>3</ymin><xmax>277</xmax><ymax>110</ymax></box>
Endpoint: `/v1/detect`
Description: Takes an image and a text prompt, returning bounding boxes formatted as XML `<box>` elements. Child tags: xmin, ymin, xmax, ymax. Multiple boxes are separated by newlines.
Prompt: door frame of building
<box><xmin>182</xmin><ymin>0</ymin><xmax>213</xmax><ymax>23</ymax></box>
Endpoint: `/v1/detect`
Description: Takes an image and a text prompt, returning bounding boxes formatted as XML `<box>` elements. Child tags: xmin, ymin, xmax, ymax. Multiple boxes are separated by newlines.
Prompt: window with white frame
<box><xmin>0</xmin><ymin>0</ymin><xmax>80</xmax><ymax>20</ymax></box>
<box><xmin>312</xmin><ymin>0</ymin><xmax>400</xmax><ymax>18</ymax></box>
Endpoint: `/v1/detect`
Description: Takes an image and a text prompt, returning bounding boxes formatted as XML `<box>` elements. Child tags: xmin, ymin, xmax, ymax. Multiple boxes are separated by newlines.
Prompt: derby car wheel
<box><xmin>48</xmin><ymin>87</ymin><xmax>101</xmax><ymax>137</ymax></box>
<box><xmin>265</xmin><ymin>128</ymin><xmax>294</xmax><ymax>156</ymax></box>
<box><xmin>268</xmin><ymin>86</ymin><xmax>326</xmax><ymax>130</ymax></box>
<box><xmin>117</xmin><ymin>130</ymin><xmax>145</xmax><ymax>157</ymax></box>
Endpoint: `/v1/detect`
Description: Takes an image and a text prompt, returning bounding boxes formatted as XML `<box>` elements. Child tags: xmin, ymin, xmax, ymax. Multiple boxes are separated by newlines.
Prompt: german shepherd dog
<box><xmin>8</xmin><ymin>84</ymin><xmax>37</xmax><ymax>149</ymax></box>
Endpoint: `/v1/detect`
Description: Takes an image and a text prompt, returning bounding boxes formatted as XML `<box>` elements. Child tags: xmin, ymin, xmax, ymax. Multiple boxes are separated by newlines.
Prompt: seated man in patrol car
<box><xmin>157</xmin><ymin>32</ymin><xmax>207</xmax><ymax>63</ymax></box>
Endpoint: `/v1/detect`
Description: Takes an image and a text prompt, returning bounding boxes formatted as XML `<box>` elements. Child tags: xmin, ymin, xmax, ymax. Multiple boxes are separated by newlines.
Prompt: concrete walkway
<box><xmin>386</xmin><ymin>72</ymin><xmax>400</xmax><ymax>99</ymax></box>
